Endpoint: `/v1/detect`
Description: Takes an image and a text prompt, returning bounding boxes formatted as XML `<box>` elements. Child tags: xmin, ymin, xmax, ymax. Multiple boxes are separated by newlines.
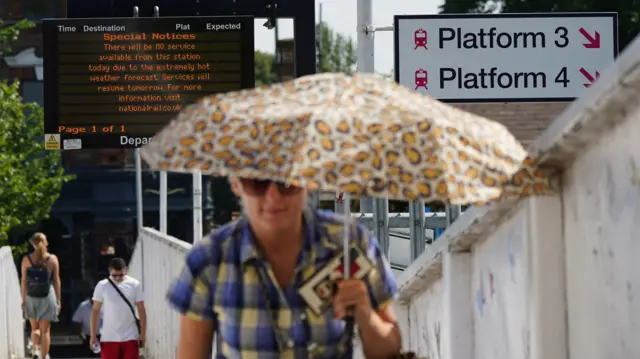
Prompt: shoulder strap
<box><xmin>107</xmin><ymin>278</ymin><xmax>138</xmax><ymax>320</ymax></box>
<box><xmin>26</xmin><ymin>255</ymin><xmax>34</xmax><ymax>266</ymax></box>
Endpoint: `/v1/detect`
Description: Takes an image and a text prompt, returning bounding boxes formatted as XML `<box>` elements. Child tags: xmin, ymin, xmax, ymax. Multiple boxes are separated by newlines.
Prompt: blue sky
<box><xmin>253</xmin><ymin>0</ymin><xmax>443</xmax><ymax>74</ymax></box>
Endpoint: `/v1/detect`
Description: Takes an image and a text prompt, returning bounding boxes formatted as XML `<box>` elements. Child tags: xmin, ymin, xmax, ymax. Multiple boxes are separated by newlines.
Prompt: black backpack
<box><xmin>25</xmin><ymin>255</ymin><xmax>51</xmax><ymax>298</ymax></box>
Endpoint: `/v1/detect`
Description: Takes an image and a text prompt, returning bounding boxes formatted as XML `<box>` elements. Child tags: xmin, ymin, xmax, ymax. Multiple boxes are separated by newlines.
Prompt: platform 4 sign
<box><xmin>394</xmin><ymin>13</ymin><xmax>618</xmax><ymax>102</ymax></box>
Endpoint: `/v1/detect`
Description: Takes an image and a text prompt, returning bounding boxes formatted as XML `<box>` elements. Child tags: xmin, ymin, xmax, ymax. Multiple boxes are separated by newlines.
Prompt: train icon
<box><xmin>414</xmin><ymin>29</ymin><xmax>427</xmax><ymax>50</ymax></box>
<box><xmin>414</xmin><ymin>69</ymin><xmax>428</xmax><ymax>90</ymax></box>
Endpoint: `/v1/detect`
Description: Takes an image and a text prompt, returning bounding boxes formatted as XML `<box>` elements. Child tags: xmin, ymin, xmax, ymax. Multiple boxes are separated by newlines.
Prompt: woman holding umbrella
<box><xmin>143</xmin><ymin>73</ymin><xmax>551</xmax><ymax>358</ymax></box>
<box><xmin>166</xmin><ymin>177</ymin><xmax>402</xmax><ymax>359</ymax></box>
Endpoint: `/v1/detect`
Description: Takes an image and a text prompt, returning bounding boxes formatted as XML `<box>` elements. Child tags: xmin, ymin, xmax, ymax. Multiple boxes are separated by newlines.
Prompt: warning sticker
<box><xmin>45</xmin><ymin>134</ymin><xmax>60</xmax><ymax>150</ymax></box>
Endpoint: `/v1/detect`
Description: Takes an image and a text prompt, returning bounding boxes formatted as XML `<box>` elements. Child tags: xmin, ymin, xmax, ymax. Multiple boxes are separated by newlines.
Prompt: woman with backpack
<box><xmin>21</xmin><ymin>232</ymin><xmax>62</xmax><ymax>359</ymax></box>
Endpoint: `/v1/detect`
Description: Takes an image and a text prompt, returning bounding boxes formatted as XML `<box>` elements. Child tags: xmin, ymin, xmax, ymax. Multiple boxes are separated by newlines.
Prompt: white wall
<box><xmin>0</xmin><ymin>247</ymin><xmax>25</xmax><ymax>359</ymax></box>
<box><xmin>128</xmin><ymin>228</ymin><xmax>192</xmax><ymax>359</ymax></box>
<box><xmin>562</xmin><ymin>102</ymin><xmax>640</xmax><ymax>359</ymax></box>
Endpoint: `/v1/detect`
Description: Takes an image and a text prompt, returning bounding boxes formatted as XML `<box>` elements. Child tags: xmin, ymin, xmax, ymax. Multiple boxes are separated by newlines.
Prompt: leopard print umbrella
<box><xmin>139</xmin><ymin>72</ymin><xmax>551</xmax><ymax>205</ymax></box>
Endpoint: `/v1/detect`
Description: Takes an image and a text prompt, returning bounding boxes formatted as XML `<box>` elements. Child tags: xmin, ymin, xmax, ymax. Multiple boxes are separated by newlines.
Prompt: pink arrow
<box><xmin>579</xmin><ymin>28</ymin><xmax>600</xmax><ymax>48</ymax></box>
<box><xmin>579</xmin><ymin>68</ymin><xmax>600</xmax><ymax>87</ymax></box>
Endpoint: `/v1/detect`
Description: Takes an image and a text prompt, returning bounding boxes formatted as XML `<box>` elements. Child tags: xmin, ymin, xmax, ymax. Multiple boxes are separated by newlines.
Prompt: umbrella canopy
<box><xmin>140</xmin><ymin>72</ymin><xmax>551</xmax><ymax>205</ymax></box>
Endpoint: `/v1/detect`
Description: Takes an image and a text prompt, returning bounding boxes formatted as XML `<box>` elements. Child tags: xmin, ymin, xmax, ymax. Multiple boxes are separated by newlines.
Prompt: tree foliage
<box><xmin>0</xmin><ymin>19</ymin><xmax>34</xmax><ymax>54</ymax></box>
<box><xmin>316</xmin><ymin>22</ymin><xmax>357</xmax><ymax>74</ymax></box>
<box><xmin>0</xmin><ymin>20</ymin><xmax>75</xmax><ymax>252</ymax></box>
<box><xmin>439</xmin><ymin>0</ymin><xmax>640</xmax><ymax>51</ymax></box>
<box><xmin>253</xmin><ymin>24</ymin><xmax>358</xmax><ymax>87</ymax></box>
<box><xmin>255</xmin><ymin>50</ymin><xmax>276</xmax><ymax>87</ymax></box>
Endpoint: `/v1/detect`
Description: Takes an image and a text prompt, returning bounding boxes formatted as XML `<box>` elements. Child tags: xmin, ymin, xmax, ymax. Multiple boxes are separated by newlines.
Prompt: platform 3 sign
<box><xmin>394</xmin><ymin>13</ymin><xmax>618</xmax><ymax>102</ymax></box>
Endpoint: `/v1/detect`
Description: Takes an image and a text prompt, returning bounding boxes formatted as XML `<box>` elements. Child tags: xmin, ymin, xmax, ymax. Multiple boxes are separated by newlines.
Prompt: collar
<box><xmin>239</xmin><ymin>207</ymin><xmax>342</xmax><ymax>268</ymax></box>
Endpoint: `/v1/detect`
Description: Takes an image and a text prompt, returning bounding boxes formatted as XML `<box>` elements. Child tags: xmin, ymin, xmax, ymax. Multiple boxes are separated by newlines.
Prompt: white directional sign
<box><xmin>394</xmin><ymin>13</ymin><xmax>618</xmax><ymax>102</ymax></box>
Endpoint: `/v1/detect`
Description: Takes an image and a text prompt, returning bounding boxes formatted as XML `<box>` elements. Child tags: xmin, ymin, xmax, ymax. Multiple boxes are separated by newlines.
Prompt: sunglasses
<box><xmin>239</xmin><ymin>178</ymin><xmax>303</xmax><ymax>197</ymax></box>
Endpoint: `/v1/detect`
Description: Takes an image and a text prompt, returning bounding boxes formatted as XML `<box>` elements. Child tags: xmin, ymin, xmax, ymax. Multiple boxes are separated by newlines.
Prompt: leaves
<box><xmin>0</xmin><ymin>19</ymin><xmax>35</xmax><ymax>54</ymax></box>
<box><xmin>255</xmin><ymin>50</ymin><xmax>277</xmax><ymax>87</ymax></box>
<box><xmin>254</xmin><ymin>23</ymin><xmax>358</xmax><ymax>87</ymax></box>
<box><xmin>0</xmin><ymin>22</ymin><xmax>74</xmax><ymax>253</ymax></box>
<box><xmin>316</xmin><ymin>22</ymin><xmax>357</xmax><ymax>74</ymax></box>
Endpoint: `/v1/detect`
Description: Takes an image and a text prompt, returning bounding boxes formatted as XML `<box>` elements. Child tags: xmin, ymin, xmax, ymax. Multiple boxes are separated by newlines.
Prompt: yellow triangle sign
<box><xmin>48</xmin><ymin>135</ymin><xmax>57</xmax><ymax>142</ymax></box>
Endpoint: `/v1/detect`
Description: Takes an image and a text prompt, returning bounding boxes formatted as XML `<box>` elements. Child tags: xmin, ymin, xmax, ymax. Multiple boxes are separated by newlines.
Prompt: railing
<box><xmin>0</xmin><ymin>247</ymin><xmax>25</xmax><ymax>359</ymax></box>
<box><xmin>128</xmin><ymin>228</ymin><xmax>195</xmax><ymax>359</ymax></box>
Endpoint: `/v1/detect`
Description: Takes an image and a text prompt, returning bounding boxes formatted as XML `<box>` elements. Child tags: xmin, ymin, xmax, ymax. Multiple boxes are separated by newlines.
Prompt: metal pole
<box><xmin>356</xmin><ymin>0</ymin><xmax>389</xmax><ymax>252</ymax></box>
<box><xmin>318</xmin><ymin>2</ymin><xmax>323</xmax><ymax>68</ymax></box>
<box><xmin>151</xmin><ymin>5</ymin><xmax>168</xmax><ymax>235</ymax></box>
<box><xmin>193</xmin><ymin>173</ymin><xmax>203</xmax><ymax>242</ymax></box>
<box><xmin>133</xmin><ymin>5</ymin><xmax>143</xmax><ymax>233</ymax></box>
<box><xmin>372</xmin><ymin>198</ymin><xmax>389</xmax><ymax>256</ymax></box>
<box><xmin>446</xmin><ymin>204</ymin><xmax>462</xmax><ymax>227</ymax></box>
<box><xmin>409</xmin><ymin>200</ymin><xmax>426</xmax><ymax>260</ymax></box>
<box><xmin>133</xmin><ymin>5</ymin><xmax>142</xmax><ymax>232</ymax></box>
<box><xmin>133</xmin><ymin>5</ymin><xmax>144</xmax><ymax>291</ymax></box>
<box><xmin>135</xmin><ymin>156</ymin><xmax>143</xmax><ymax>232</ymax></box>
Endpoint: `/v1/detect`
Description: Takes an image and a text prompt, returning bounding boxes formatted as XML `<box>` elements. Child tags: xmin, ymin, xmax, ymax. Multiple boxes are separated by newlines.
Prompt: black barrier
<box><xmin>44</xmin><ymin>16</ymin><xmax>255</xmax><ymax>149</ymax></box>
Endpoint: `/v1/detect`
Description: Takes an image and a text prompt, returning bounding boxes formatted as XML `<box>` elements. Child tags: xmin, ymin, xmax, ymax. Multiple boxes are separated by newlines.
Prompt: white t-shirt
<box><xmin>92</xmin><ymin>276</ymin><xmax>144</xmax><ymax>342</ymax></box>
<box><xmin>72</xmin><ymin>299</ymin><xmax>103</xmax><ymax>336</ymax></box>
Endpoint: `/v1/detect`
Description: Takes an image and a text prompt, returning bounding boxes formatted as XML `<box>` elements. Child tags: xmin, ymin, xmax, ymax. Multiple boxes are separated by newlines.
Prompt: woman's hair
<box><xmin>30</xmin><ymin>232</ymin><xmax>49</xmax><ymax>263</ymax></box>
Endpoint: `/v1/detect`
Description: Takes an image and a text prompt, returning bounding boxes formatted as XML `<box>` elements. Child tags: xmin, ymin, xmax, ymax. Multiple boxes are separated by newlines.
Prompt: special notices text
<box><xmin>56</xmin><ymin>21</ymin><xmax>244</xmax><ymax>136</ymax></box>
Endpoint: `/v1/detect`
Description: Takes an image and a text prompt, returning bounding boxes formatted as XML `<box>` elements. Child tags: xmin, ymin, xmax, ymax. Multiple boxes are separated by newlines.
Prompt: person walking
<box><xmin>21</xmin><ymin>232</ymin><xmax>61</xmax><ymax>359</ymax></box>
<box><xmin>90</xmin><ymin>258</ymin><xmax>147</xmax><ymax>359</ymax></box>
<box><xmin>72</xmin><ymin>297</ymin><xmax>103</xmax><ymax>357</ymax></box>
<box><xmin>167</xmin><ymin>178</ymin><xmax>402</xmax><ymax>359</ymax></box>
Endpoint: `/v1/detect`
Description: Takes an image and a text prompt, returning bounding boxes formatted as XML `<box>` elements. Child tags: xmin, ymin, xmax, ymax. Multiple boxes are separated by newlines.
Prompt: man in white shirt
<box><xmin>72</xmin><ymin>297</ymin><xmax>103</xmax><ymax>356</ymax></box>
<box><xmin>90</xmin><ymin>258</ymin><xmax>147</xmax><ymax>359</ymax></box>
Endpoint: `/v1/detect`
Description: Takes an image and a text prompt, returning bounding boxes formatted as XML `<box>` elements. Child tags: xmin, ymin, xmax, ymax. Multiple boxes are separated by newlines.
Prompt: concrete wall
<box><xmin>562</xmin><ymin>100</ymin><xmax>640</xmax><ymax>359</ymax></box>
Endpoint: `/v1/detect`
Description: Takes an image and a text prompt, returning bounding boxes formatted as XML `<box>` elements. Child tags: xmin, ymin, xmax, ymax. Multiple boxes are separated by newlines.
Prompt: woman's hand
<box><xmin>57</xmin><ymin>301</ymin><xmax>62</xmax><ymax>314</ymax></box>
<box><xmin>332</xmin><ymin>279</ymin><xmax>373</xmax><ymax>321</ymax></box>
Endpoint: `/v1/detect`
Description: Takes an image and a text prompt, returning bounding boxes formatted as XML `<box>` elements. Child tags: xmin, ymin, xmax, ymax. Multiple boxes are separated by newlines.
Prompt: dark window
<box><xmin>62</xmin><ymin>149</ymin><xmax>128</xmax><ymax>169</ymax></box>
<box><xmin>21</xmin><ymin>0</ymin><xmax>60</xmax><ymax>19</ymax></box>
<box><xmin>0</xmin><ymin>0</ymin><xmax>18</xmax><ymax>20</ymax></box>
<box><xmin>20</xmin><ymin>80</ymin><xmax>44</xmax><ymax>106</ymax></box>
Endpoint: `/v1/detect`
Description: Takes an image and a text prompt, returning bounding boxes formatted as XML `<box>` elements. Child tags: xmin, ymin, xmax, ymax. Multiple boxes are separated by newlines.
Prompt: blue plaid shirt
<box><xmin>167</xmin><ymin>209</ymin><xmax>398</xmax><ymax>358</ymax></box>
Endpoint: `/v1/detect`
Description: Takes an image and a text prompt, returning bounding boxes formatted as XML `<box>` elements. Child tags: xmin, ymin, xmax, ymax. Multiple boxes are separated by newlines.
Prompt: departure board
<box><xmin>43</xmin><ymin>16</ymin><xmax>255</xmax><ymax>149</ymax></box>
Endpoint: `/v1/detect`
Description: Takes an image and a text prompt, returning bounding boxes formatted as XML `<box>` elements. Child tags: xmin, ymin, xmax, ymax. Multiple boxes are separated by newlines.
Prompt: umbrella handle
<box><xmin>343</xmin><ymin>194</ymin><xmax>351</xmax><ymax>279</ymax></box>
<box><xmin>340</xmin><ymin>194</ymin><xmax>355</xmax><ymax>359</ymax></box>
<box><xmin>342</xmin><ymin>312</ymin><xmax>356</xmax><ymax>359</ymax></box>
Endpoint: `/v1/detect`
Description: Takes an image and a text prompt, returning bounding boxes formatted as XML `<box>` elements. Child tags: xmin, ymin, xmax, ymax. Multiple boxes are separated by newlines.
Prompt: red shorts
<box><xmin>100</xmin><ymin>340</ymin><xmax>139</xmax><ymax>359</ymax></box>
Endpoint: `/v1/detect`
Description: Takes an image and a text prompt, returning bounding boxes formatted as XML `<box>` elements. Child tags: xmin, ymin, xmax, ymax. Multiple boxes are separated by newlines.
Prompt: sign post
<box><xmin>394</xmin><ymin>13</ymin><xmax>618</xmax><ymax>102</ymax></box>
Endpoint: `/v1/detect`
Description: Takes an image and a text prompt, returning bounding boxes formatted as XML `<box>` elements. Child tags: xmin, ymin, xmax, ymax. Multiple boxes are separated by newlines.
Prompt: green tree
<box><xmin>0</xmin><ymin>19</ymin><xmax>33</xmax><ymax>53</ymax></box>
<box><xmin>255</xmin><ymin>50</ymin><xmax>276</xmax><ymax>86</ymax></box>
<box><xmin>439</xmin><ymin>0</ymin><xmax>640</xmax><ymax>51</ymax></box>
<box><xmin>253</xmin><ymin>23</ymin><xmax>357</xmax><ymax>86</ymax></box>
<box><xmin>0</xmin><ymin>20</ymin><xmax>75</xmax><ymax>253</ymax></box>
<box><xmin>316</xmin><ymin>22</ymin><xmax>357</xmax><ymax>74</ymax></box>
